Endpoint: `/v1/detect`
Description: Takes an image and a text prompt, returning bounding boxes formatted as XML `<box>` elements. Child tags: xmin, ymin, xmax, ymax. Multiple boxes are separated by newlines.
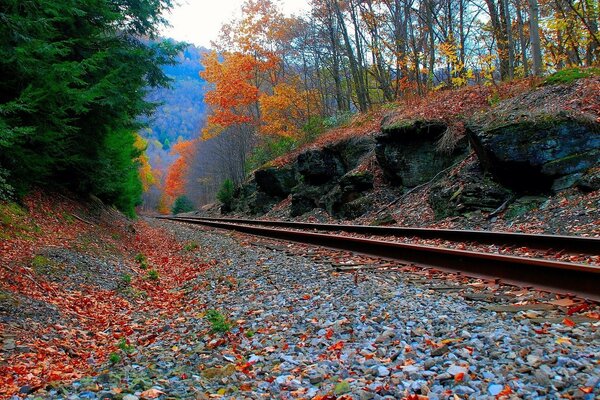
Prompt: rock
<box><xmin>307</xmin><ymin>370</ymin><xmax>324</xmax><ymax>384</ymax></box>
<box><xmin>447</xmin><ymin>365</ymin><xmax>468</xmax><ymax>376</ymax></box>
<box><xmin>375</xmin><ymin>329</ymin><xmax>396</xmax><ymax>343</ymax></box>
<box><xmin>467</xmin><ymin>104</ymin><xmax>600</xmax><ymax>193</ymax></box>
<box><xmin>330</xmin><ymin>136</ymin><xmax>375</xmax><ymax>170</ymax></box>
<box><xmin>576</xmin><ymin>168</ymin><xmax>600</xmax><ymax>192</ymax></box>
<box><xmin>254</xmin><ymin>167</ymin><xmax>297</xmax><ymax>198</ymax></box>
<box><xmin>2</xmin><ymin>339</ymin><xmax>16</xmax><ymax>351</ymax></box>
<box><xmin>334</xmin><ymin>380</ymin><xmax>351</xmax><ymax>395</ymax></box>
<box><xmin>122</xmin><ymin>395</ymin><xmax>139</xmax><ymax>400</ymax></box>
<box><xmin>431</xmin><ymin>345</ymin><xmax>449</xmax><ymax>357</ymax></box>
<box><xmin>290</xmin><ymin>183</ymin><xmax>327</xmax><ymax>216</ymax></box>
<box><xmin>429</xmin><ymin>161</ymin><xmax>512</xmax><ymax>219</ymax></box>
<box><xmin>376</xmin><ymin>118</ymin><xmax>468</xmax><ymax>186</ymax></box>
<box><xmin>296</xmin><ymin>149</ymin><xmax>345</xmax><ymax>185</ymax></box>
<box><xmin>488</xmin><ymin>384</ymin><xmax>504</xmax><ymax>396</ymax></box>
<box><xmin>377</xmin><ymin>366</ymin><xmax>390</xmax><ymax>377</ymax></box>
<box><xmin>323</xmin><ymin>172</ymin><xmax>374</xmax><ymax>218</ymax></box>
<box><xmin>230</xmin><ymin>180</ymin><xmax>280</xmax><ymax>216</ymax></box>
<box><xmin>18</xmin><ymin>386</ymin><xmax>36</xmax><ymax>395</ymax></box>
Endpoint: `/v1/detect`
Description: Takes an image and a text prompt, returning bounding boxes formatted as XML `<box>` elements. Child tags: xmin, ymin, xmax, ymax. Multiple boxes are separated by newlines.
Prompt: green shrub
<box><xmin>217</xmin><ymin>179</ymin><xmax>234</xmax><ymax>210</ymax></box>
<box><xmin>93</xmin><ymin>130</ymin><xmax>144</xmax><ymax>218</ymax></box>
<box><xmin>135</xmin><ymin>253</ymin><xmax>148</xmax><ymax>270</ymax></box>
<box><xmin>117</xmin><ymin>338</ymin><xmax>135</xmax><ymax>354</ymax></box>
<box><xmin>183</xmin><ymin>242</ymin><xmax>199</xmax><ymax>251</ymax></box>
<box><xmin>134</xmin><ymin>253</ymin><xmax>146</xmax><ymax>264</ymax></box>
<box><xmin>0</xmin><ymin>168</ymin><xmax>14</xmax><ymax>202</ymax></box>
<box><xmin>122</xmin><ymin>274</ymin><xmax>132</xmax><ymax>285</ymax></box>
<box><xmin>109</xmin><ymin>352</ymin><xmax>121</xmax><ymax>364</ymax></box>
<box><xmin>171</xmin><ymin>195</ymin><xmax>195</xmax><ymax>214</ymax></box>
<box><xmin>146</xmin><ymin>269</ymin><xmax>159</xmax><ymax>281</ymax></box>
<box><xmin>205</xmin><ymin>309</ymin><xmax>231</xmax><ymax>333</ymax></box>
<box><xmin>245</xmin><ymin>136</ymin><xmax>298</xmax><ymax>172</ymax></box>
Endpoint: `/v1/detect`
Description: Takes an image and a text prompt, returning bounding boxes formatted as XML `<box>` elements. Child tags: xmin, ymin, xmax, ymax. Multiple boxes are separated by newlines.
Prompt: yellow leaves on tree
<box><xmin>164</xmin><ymin>139</ymin><xmax>196</xmax><ymax>199</ymax></box>
<box><xmin>134</xmin><ymin>134</ymin><xmax>156</xmax><ymax>192</ymax></box>
<box><xmin>201</xmin><ymin>51</ymin><xmax>261</xmax><ymax>139</ymax></box>
<box><xmin>259</xmin><ymin>82</ymin><xmax>315</xmax><ymax>137</ymax></box>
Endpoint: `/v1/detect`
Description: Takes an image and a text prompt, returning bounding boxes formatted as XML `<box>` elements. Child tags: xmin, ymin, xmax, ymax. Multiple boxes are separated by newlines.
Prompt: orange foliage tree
<box><xmin>162</xmin><ymin>139</ymin><xmax>196</xmax><ymax>212</ymax></box>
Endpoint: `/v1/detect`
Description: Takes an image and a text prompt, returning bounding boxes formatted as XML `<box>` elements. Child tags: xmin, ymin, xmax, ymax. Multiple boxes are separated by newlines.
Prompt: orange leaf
<box><xmin>454</xmin><ymin>372</ymin><xmax>465</xmax><ymax>382</ymax></box>
<box><xmin>328</xmin><ymin>341</ymin><xmax>344</xmax><ymax>351</ymax></box>
<box><xmin>140</xmin><ymin>389</ymin><xmax>165</xmax><ymax>399</ymax></box>
<box><xmin>562</xmin><ymin>318</ymin><xmax>576</xmax><ymax>327</ymax></box>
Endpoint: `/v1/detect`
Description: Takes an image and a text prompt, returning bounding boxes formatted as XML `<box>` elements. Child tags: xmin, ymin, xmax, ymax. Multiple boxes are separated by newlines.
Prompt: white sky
<box><xmin>160</xmin><ymin>0</ymin><xmax>310</xmax><ymax>48</ymax></box>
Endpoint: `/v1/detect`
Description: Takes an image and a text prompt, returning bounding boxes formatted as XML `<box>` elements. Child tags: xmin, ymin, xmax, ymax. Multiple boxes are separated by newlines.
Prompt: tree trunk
<box><xmin>529</xmin><ymin>0</ymin><xmax>543</xmax><ymax>75</ymax></box>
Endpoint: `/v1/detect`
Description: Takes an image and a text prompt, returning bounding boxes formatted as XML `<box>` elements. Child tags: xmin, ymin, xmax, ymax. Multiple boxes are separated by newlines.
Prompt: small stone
<box><xmin>446</xmin><ymin>365</ymin><xmax>468</xmax><ymax>376</ymax></box>
<box><xmin>488</xmin><ymin>384</ymin><xmax>503</xmax><ymax>396</ymax></box>
<box><xmin>526</xmin><ymin>355</ymin><xmax>542</xmax><ymax>367</ymax></box>
<box><xmin>431</xmin><ymin>345</ymin><xmax>449</xmax><ymax>357</ymax></box>
<box><xmin>2</xmin><ymin>339</ymin><xmax>16</xmax><ymax>351</ymax></box>
<box><xmin>377</xmin><ymin>366</ymin><xmax>390</xmax><ymax>377</ymax></box>
<box><xmin>19</xmin><ymin>386</ymin><xmax>36</xmax><ymax>395</ymax></box>
<box><xmin>122</xmin><ymin>395</ymin><xmax>139</xmax><ymax>400</ymax></box>
<box><xmin>375</xmin><ymin>329</ymin><xmax>395</xmax><ymax>343</ymax></box>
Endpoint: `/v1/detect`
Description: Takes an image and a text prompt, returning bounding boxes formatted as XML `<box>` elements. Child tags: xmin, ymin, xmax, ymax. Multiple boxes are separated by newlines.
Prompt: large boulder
<box><xmin>290</xmin><ymin>183</ymin><xmax>327</xmax><ymax>217</ymax></box>
<box><xmin>329</xmin><ymin>136</ymin><xmax>375</xmax><ymax>171</ymax></box>
<box><xmin>467</xmin><ymin>90</ymin><xmax>600</xmax><ymax>193</ymax></box>
<box><xmin>323</xmin><ymin>171</ymin><xmax>374</xmax><ymax>218</ymax></box>
<box><xmin>254</xmin><ymin>166</ymin><xmax>297</xmax><ymax>198</ymax></box>
<box><xmin>375</xmin><ymin>119</ymin><xmax>468</xmax><ymax>187</ymax></box>
<box><xmin>296</xmin><ymin>149</ymin><xmax>345</xmax><ymax>185</ymax></box>
<box><xmin>231</xmin><ymin>180</ymin><xmax>279</xmax><ymax>216</ymax></box>
<box><xmin>428</xmin><ymin>162</ymin><xmax>512</xmax><ymax>219</ymax></box>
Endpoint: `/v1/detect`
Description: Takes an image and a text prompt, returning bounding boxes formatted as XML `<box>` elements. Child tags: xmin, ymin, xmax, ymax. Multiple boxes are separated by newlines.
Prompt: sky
<box><xmin>160</xmin><ymin>0</ymin><xmax>310</xmax><ymax>48</ymax></box>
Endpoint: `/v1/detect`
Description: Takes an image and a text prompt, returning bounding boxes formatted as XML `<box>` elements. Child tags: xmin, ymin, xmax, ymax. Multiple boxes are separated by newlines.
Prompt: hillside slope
<box><xmin>210</xmin><ymin>76</ymin><xmax>600</xmax><ymax>237</ymax></box>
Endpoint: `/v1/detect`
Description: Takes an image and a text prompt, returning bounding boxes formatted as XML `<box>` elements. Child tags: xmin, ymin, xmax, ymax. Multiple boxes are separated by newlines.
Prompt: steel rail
<box><xmin>160</xmin><ymin>216</ymin><xmax>600</xmax><ymax>301</ymax></box>
<box><xmin>166</xmin><ymin>216</ymin><xmax>600</xmax><ymax>254</ymax></box>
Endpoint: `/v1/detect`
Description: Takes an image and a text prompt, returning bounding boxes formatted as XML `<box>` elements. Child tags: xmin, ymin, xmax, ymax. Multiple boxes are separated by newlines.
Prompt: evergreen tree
<box><xmin>0</xmin><ymin>0</ymin><xmax>183</xmax><ymax>214</ymax></box>
<box><xmin>171</xmin><ymin>195</ymin><xmax>195</xmax><ymax>214</ymax></box>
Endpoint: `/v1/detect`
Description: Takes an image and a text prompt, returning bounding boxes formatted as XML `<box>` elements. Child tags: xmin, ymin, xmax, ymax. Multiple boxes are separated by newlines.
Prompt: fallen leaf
<box><xmin>140</xmin><ymin>388</ymin><xmax>164</xmax><ymax>399</ymax></box>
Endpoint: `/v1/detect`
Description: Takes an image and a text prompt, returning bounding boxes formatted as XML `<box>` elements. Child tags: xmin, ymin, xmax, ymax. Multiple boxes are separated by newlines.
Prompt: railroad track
<box><xmin>158</xmin><ymin>216</ymin><xmax>600</xmax><ymax>301</ymax></box>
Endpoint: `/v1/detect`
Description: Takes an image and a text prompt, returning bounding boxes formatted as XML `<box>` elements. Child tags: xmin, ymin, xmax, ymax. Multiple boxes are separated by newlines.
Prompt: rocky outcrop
<box><xmin>290</xmin><ymin>138</ymin><xmax>375</xmax><ymax>217</ymax></box>
<box><xmin>230</xmin><ymin>180</ymin><xmax>279</xmax><ymax>215</ymax></box>
<box><xmin>295</xmin><ymin>149</ymin><xmax>345</xmax><ymax>185</ymax></box>
<box><xmin>323</xmin><ymin>171</ymin><xmax>374</xmax><ymax>218</ymax></box>
<box><xmin>375</xmin><ymin>119</ymin><xmax>469</xmax><ymax>187</ymax></box>
<box><xmin>254</xmin><ymin>166</ymin><xmax>297</xmax><ymax>198</ymax></box>
<box><xmin>428</xmin><ymin>162</ymin><xmax>512</xmax><ymax>219</ymax></box>
<box><xmin>468</xmin><ymin>111</ymin><xmax>600</xmax><ymax>193</ymax></box>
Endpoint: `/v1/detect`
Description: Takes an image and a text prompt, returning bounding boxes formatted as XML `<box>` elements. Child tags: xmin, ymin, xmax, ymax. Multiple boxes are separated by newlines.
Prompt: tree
<box><xmin>0</xmin><ymin>0</ymin><xmax>181</xmax><ymax>215</ymax></box>
<box><xmin>171</xmin><ymin>196</ymin><xmax>196</xmax><ymax>214</ymax></box>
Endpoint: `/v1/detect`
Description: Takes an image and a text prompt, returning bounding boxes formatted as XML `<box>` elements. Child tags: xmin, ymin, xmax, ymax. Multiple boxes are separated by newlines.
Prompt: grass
<box><xmin>135</xmin><ymin>253</ymin><xmax>148</xmax><ymax>270</ymax></box>
<box><xmin>543</xmin><ymin>67</ymin><xmax>600</xmax><ymax>85</ymax></box>
<box><xmin>31</xmin><ymin>255</ymin><xmax>59</xmax><ymax>275</ymax></box>
<box><xmin>117</xmin><ymin>338</ymin><xmax>135</xmax><ymax>354</ymax></box>
<box><xmin>121</xmin><ymin>273</ymin><xmax>132</xmax><ymax>285</ymax></box>
<box><xmin>0</xmin><ymin>202</ymin><xmax>40</xmax><ymax>240</ymax></box>
<box><xmin>109</xmin><ymin>352</ymin><xmax>121</xmax><ymax>364</ymax></box>
<box><xmin>183</xmin><ymin>242</ymin><xmax>199</xmax><ymax>251</ymax></box>
<box><xmin>146</xmin><ymin>269</ymin><xmax>159</xmax><ymax>281</ymax></box>
<box><xmin>205</xmin><ymin>309</ymin><xmax>231</xmax><ymax>333</ymax></box>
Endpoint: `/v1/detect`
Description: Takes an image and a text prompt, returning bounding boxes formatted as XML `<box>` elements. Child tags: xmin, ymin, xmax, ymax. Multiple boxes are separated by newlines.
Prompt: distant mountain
<box><xmin>142</xmin><ymin>43</ymin><xmax>208</xmax><ymax>149</ymax></box>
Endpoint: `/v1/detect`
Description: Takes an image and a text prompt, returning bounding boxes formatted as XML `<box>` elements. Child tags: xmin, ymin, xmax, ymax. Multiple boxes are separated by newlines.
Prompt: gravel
<box><xmin>28</xmin><ymin>218</ymin><xmax>600</xmax><ymax>399</ymax></box>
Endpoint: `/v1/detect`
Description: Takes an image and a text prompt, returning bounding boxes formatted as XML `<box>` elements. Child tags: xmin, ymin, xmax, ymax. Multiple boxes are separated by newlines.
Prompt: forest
<box><xmin>159</xmin><ymin>0</ymin><xmax>600</xmax><ymax>214</ymax></box>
